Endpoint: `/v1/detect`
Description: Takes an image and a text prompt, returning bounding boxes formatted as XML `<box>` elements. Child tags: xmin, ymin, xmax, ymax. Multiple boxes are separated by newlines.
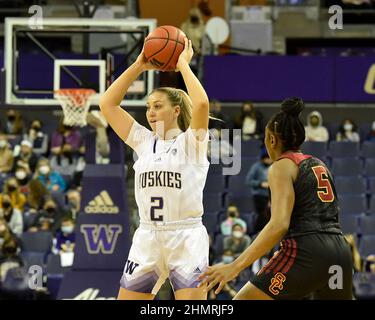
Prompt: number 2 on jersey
<box><xmin>311</xmin><ymin>166</ymin><xmax>335</xmax><ymax>202</ymax></box>
<box><xmin>150</xmin><ymin>197</ymin><xmax>164</xmax><ymax>221</ymax></box>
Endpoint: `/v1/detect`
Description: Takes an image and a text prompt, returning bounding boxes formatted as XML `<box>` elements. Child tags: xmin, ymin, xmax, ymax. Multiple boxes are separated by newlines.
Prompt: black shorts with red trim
<box><xmin>250</xmin><ymin>233</ymin><xmax>353</xmax><ymax>300</ymax></box>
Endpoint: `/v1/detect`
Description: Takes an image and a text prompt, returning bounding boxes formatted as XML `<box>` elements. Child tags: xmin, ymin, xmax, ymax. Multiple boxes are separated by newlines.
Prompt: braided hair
<box><xmin>267</xmin><ymin>97</ymin><xmax>305</xmax><ymax>152</ymax></box>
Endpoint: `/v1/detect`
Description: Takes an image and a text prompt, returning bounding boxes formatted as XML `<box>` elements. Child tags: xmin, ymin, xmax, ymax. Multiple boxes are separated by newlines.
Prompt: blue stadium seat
<box><xmin>359</xmin><ymin>123</ymin><xmax>372</xmax><ymax>142</ymax></box>
<box><xmin>20</xmin><ymin>232</ymin><xmax>53</xmax><ymax>253</ymax></box>
<box><xmin>369</xmin><ymin>197</ymin><xmax>375</xmax><ymax>214</ymax></box>
<box><xmin>202</xmin><ymin>214</ymin><xmax>218</xmax><ymax>235</ymax></box>
<box><xmin>240</xmin><ymin>140</ymin><xmax>262</xmax><ymax>157</ymax></box>
<box><xmin>50</xmin><ymin>191</ymin><xmax>66</xmax><ymax>210</ymax></box>
<box><xmin>338</xmin><ymin>194</ymin><xmax>367</xmax><ymax>215</ymax></box>
<box><xmin>359</xmin><ymin>216</ymin><xmax>375</xmax><ymax>236</ymax></box>
<box><xmin>20</xmin><ymin>252</ymin><xmax>45</xmax><ymax>269</ymax></box>
<box><xmin>203</xmin><ymin>193</ymin><xmax>223</xmax><ymax>213</ymax></box>
<box><xmin>204</xmin><ymin>175</ymin><xmax>226</xmax><ymax>193</ymax></box>
<box><xmin>329</xmin><ymin>141</ymin><xmax>360</xmax><ymax>158</ymax></box>
<box><xmin>331</xmin><ymin>158</ymin><xmax>363</xmax><ymax>177</ymax></box>
<box><xmin>226</xmin><ymin>193</ymin><xmax>254</xmax><ymax>213</ymax></box>
<box><xmin>213</xmin><ymin>234</ymin><xmax>225</xmax><ymax>257</ymax></box>
<box><xmin>301</xmin><ymin>142</ymin><xmax>327</xmax><ymax>158</ymax></box>
<box><xmin>335</xmin><ymin>176</ymin><xmax>366</xmax><ymax>195</ymax></box>
<box><xmin>227</xmin><ymin>175</ymin><xmax>250</xmax><ymax>194</ymax></box>
<box><xmin>368</xmin><ymin>177</ymin><xmax>375</xmax><ymax>194</ymax></box>
<box><xmin>361</xmin><ymin>141</ymin><xmax>375</xmax><ymax>159</ymax></box>
<box><xmin>365</xmin><ymin>159</ymin><xmax>375</xmax><ymax>177</ymax></box>
<box><xmin>242</xmin><ymin>212</ymin><xmax>256</xmax><ymax>235</ymax></box>
<box><xmin>359</xmin><ymin>235</ymin><xmax>375</xmax><ymax>258</ymax></box>
<box><xmin>353</xmin><ymin>273</ymin><xmax>375</xmax><ymax>300</ymax></box>
<box><xmin>208</xmin><ymin>163</ymin><xmax>225</xmax><ymax>175</ymax></box>
<box><xmin>339</xmin><ymin>215</ymin><xmax>359</xmax><ymax>234</ymax></box>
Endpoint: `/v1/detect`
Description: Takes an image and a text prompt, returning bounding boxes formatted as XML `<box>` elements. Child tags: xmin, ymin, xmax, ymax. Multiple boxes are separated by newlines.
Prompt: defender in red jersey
<box><xmin>199</xmin><ymin>97</ymin><xmax>353</xmax><ymax>300</ymax></box>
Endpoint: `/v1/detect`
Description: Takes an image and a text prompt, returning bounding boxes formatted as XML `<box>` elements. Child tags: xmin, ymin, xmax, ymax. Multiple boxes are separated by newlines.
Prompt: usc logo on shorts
<box><xmin>269</xmin><ymin>272</ymin><xmax>286</xmax><ymax>296</ymax></box>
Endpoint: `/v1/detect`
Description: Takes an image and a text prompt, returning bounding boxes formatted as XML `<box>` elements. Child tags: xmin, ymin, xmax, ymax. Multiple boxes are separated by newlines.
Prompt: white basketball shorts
<box><xmin>119</xmin><ymin>219</ymin><xmax>209</xmax><ymax>295</ymax></box>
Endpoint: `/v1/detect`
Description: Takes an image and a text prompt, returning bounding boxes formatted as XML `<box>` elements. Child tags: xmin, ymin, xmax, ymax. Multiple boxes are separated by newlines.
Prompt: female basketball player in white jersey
<box><xmin>99</xmin><ymin>38</ymin><xmax>210</xmax><ymax>300</ymax></box>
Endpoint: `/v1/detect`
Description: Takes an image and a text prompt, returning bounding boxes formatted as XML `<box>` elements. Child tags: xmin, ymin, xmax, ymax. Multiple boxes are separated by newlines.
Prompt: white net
<box><xmin>55</xmin><ymin>89</ymin><xmax>96</xmax><ymax>127</ymax></box>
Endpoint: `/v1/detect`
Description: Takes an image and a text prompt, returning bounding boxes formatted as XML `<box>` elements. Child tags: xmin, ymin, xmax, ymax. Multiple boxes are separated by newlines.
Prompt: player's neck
<box><xmin>159</xmin><ymin>126</ymin><xmax>182</xmax><ymax>140</ymax></box>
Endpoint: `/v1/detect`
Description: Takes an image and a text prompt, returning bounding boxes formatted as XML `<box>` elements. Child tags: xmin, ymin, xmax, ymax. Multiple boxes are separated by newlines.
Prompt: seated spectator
<box><xmin>50</xmin><ymin>143</ymin><xmax>79</xmax><ymax>181</ymax></box>
<box><xmin>366</xmin><ymin>121</ymin><xmax>375</xmax><ymax>142</ymax></box>
<box><xmin>35</xmin><ymin>158</ymin><xmax>66</xmax><ymax>192</ymax></box>
<box><xmin>365</xmin><ymin>255</ymin><xmax>375</xmax><ymax>274</ymax></box>
<box><xmin>0</xmin><ymin>237</ymin><xmax>23</xmax><ymax>282</ymax></box>
<box><xmin>51</xmin><ymin>119</ymin><xmax>82</xmax><ymax>155</ymax></box>
<box><xmin>344</xmin><ymin>233</ymin><xmax>362</xmax><ymax>273</ymax></box>
<box><xmin>0</xmin><ymin>218</ymin><xmax>13</xmax><ymax>255</ymax></box>
<box><xmin>233</xmin><ymin>101</ymin><xmax>264</xmax><ymax>141</ymax></box>
<box><xmin>28</xmin><ymin>199</ymin><xmax>63</xmax><ymax>234</ymax></box>
<box><xmin>23</xmin><ymin>120</ymin><xmax>49</xmax><ymax>156</ymax></box>
<box><xmin>12</xmin><ymin>140</ymin><xmax>38</xmax><ymax>174</ymax></box>
<box><xmin>0</xmin><ymin>177</ymin><xmax>27</xmax><ymax>211</ymax></box>
<box><xmin>223</xmin><ymin>223</ymin><xmax>251</xmax><ymax>258</ymax></box>
<box><xmin>0</xmin><ymin>133</ymin><xmax>14</xmax><ymax>176</ymax></box>
<box><xmin>180</xmin><ymin>7</ymin><xmax>205</xmax><ymax>56</ymax></box>
<box><xmin>65</xmin><ymin>189</ymin><xmax>81</xmax><ymax>220</ymax></box>
<box><xmin>0</xmin><ymin>194</ymin><xmax>23</xmax><ymax>237</ymax></box>
<box><xmin>26</xmin><ymin>179</ymin><xmax>50</xmax><ymax>212</ymax></box>
<box><xmin>304</xmin><ymin>111</ymin><xmax>329</xmax><ymax>142</ymax></box>
<box><xmin>4</xmin><ymin>109</ymin><xmax>24</xmax><ymax>137</ymax></box>
<box><xmin>208</xmin><ymin>99</ymin><xmax>230</xmax><ymax>130</ymax></box>
<box><xmin>14</xmin><ymin>167</ymin><xmax>31</xmax><ymax>193</ymax></box>
<box><xmin>220</xmin><ymin>205</ymin><xmax>247</xmax><ymax>236</ymax></box>
<box><xmin>336</xmin><ymin>119</ymin><xmax>360</xmax><ymax>142</ymax></box>
<box><xmin>245</xmin><ymin>148</ymin><xmax>271</xmax><ymax>233</ymax></box>
<box><xmin>53</xmin><ymin>216</ymin><xmax>75</xmax><ymax>254</ymax></box>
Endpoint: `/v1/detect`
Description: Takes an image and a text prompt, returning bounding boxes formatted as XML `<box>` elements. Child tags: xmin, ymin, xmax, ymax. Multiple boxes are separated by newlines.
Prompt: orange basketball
<box><xmin>144</xmin><ymin>26</ymin><xmax>186</xmax><ymax>72</ymax></box>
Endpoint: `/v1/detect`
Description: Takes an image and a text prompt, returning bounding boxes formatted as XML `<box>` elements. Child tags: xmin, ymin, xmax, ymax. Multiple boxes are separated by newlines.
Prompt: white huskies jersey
<box><xmin>126</xmin><ymin>121</ymin><xmax>210</xmax><ymax>223</ymax></box>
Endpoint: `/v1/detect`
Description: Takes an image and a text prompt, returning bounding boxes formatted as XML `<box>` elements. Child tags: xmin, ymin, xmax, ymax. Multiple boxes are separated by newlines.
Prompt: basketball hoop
<box><xmin>55</xmin><ymin>89</ymin><xmax>96</xmax><ymax>127</ymax></box>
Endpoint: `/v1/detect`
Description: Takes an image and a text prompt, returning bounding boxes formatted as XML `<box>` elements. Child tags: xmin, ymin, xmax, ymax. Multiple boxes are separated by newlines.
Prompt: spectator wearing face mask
<box><xmin>53</xmin><ymin>216</ymin><xmax>75</xmax><ymax>254</ymax></box>
<box><xmin>65</xmin><ymin>189</ymin><xmax>81</xmax><ymax>220</ymax></box>
<box><xmin>51</xmin><ymin>119</ymin><xmax>82</xmax><ymax>156</ymax></box>
<box><xmin>336</xmin><ymin>119</ymin><xmax>360</xmax><ymax>142</ymax></box>
<box><xmin>50</xmin><ymin>143</ymin><xmax>79</xmax><ymax>182</ymax></box>
<box><xmin>245</xmin><ymin>148</ymin><xmax>272</xmax><ymax>233</ymax></box>
<box><xmin>12</xmin><ymin>140</ymin><xmax>38</xmax><ymax>175</ymax></box>
<box><xmin>0</xmin><ymin>133</ymin><xmax>14</xmax><ymax>176</ymax></box>
<box><xmin>366</xmin><ymin>121</ymin><xmax>375</xmax><ymax>142</ymax></box>
<box><xmin>23</xmin><ymin>120</ymin><xmax>49</xmax><ymax>156</ymax></box>
<box><xmin>14</xmin><ymin>168</ymin><xmax>30</xmax><ymax>193</ymax></box>
<box><xmin>223</xmin><ymin>223</ymin><xmax>251</xmax><ymax>258</ymax></box>
<box><xmin>180</xmin><ymin>7</ymin><xmax>205</xmax><ymax>55</ymax></box>
<box><xmin>0</xmin><ymin>177</ymin><xmax>26</xmax><ymax>211</ymax></box>
<box><xmin>28</xmin><ymin>199</ymin><xmax>62</xmax><ymax>234</ymax></box>
<box><xmin>220</xmin><ymin>205</ymin><xmax>247</xmax><ymax>236</ymax></box>
<box><xmin>35</xmin><ymin>158</ymin><xmax>66</xmax><ymax>192</ymax></box>
<box><xmin>0</xmin><ymin>194</ymin><xmax>23</xmax><ymax>237</ymax></box>
<box><xmin>4</xmin><ymin>109</ymin><xmax>24</xmax><ymax>137</ymax></box>
<box><xmin>0</xmin><ymin>237</ymin><xmax>23</xmax><ymax>282</ymax></box>
<box><xmin>304</xmin><ymin>111</ymin><xmax>329</xmax><ymax>142</ymax></box>
<box><xmin>233</xmin><ymin>101</ymin><xmax>264</xmax><ymax>141</ymax></box>
<box><xmin>208</xmin><ymin>99</ymin><xmax>230</xmax><ymax>131</ymax></box>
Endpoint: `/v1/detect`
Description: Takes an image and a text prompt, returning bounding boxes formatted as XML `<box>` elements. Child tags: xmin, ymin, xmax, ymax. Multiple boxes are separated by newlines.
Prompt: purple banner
<box><xmin>204</xmin><ymin>56</ymin><xmax>375</xmax><ymax>103</ymax></box>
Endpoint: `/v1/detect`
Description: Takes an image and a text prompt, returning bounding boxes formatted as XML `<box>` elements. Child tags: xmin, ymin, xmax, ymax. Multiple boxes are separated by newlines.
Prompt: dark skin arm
<box><xmin>198</xmin><ymin>158</ymin><xmax>298</xmax><ymax>294</ymax></box>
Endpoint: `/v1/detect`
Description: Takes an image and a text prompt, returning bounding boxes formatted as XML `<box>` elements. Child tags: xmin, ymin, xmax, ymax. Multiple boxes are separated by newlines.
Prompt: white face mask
<box><xmin>0</xmin><ymin>140</ymin><xmax>7</xmax><ymax>148</ymax></box>
<box><xmin>343</xmin><ymin>123</ymin><xmax>353</xmax><ymax>132</ymax></box>
<box><xmin>39</xmin><ymin>165</ymin><xmax>50</xmax><ymax>175</ymax></box>
<box><xmin>233</xmin><ymin>231</ymin><xmax>243</xmax><ymax>239</ymax></box>
<box><xmin>61</xmin><ymin>226</ymin><xmax>74</xmax><ymax>234</ymax></box>
<box><xmin>222</xmin><ymin>255</ymin><xmax>234</xmax><ymax>264</ymax></box>
<box><xmin>15</xmin><ymin>170</ymin><xmax>27</xmax><ymax>180</ymax></box>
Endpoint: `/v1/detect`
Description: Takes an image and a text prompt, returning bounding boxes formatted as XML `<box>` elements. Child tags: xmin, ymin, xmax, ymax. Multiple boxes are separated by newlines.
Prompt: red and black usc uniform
<box><xmin>251</xmin><ymin>152</ymin><xmax>353</xmax><ymax>300</ymax></box>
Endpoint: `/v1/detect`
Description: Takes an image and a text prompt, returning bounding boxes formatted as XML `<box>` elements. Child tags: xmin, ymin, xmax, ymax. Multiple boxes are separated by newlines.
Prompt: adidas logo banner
<box><xmin>73</xmin><ymin>164</ymin><xmax>130</xmax><ymax>270</ymax></box>
<box><xmin>85</xmin><ymin>190</ymin><xmax>119</xmax><ymax>214</ymax></box>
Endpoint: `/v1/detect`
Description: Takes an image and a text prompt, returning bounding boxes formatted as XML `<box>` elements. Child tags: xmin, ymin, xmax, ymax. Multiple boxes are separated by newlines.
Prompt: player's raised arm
<box><xmin>177</xmin><ymin>38</ymin><xmax>210</xmax><ymax>139</ymax></box>
<box><xmin>99</xmin><ymin>50</ymin><xmax>154</xmax><ymax>142</ymax></box>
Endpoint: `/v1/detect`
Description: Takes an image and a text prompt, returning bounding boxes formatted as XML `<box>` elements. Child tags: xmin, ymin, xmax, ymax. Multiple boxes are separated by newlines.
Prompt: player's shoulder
<box><xmin>270</xmin><ymin>158</ymin><xmax>299</xmax><ymax>180</ymax></box>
